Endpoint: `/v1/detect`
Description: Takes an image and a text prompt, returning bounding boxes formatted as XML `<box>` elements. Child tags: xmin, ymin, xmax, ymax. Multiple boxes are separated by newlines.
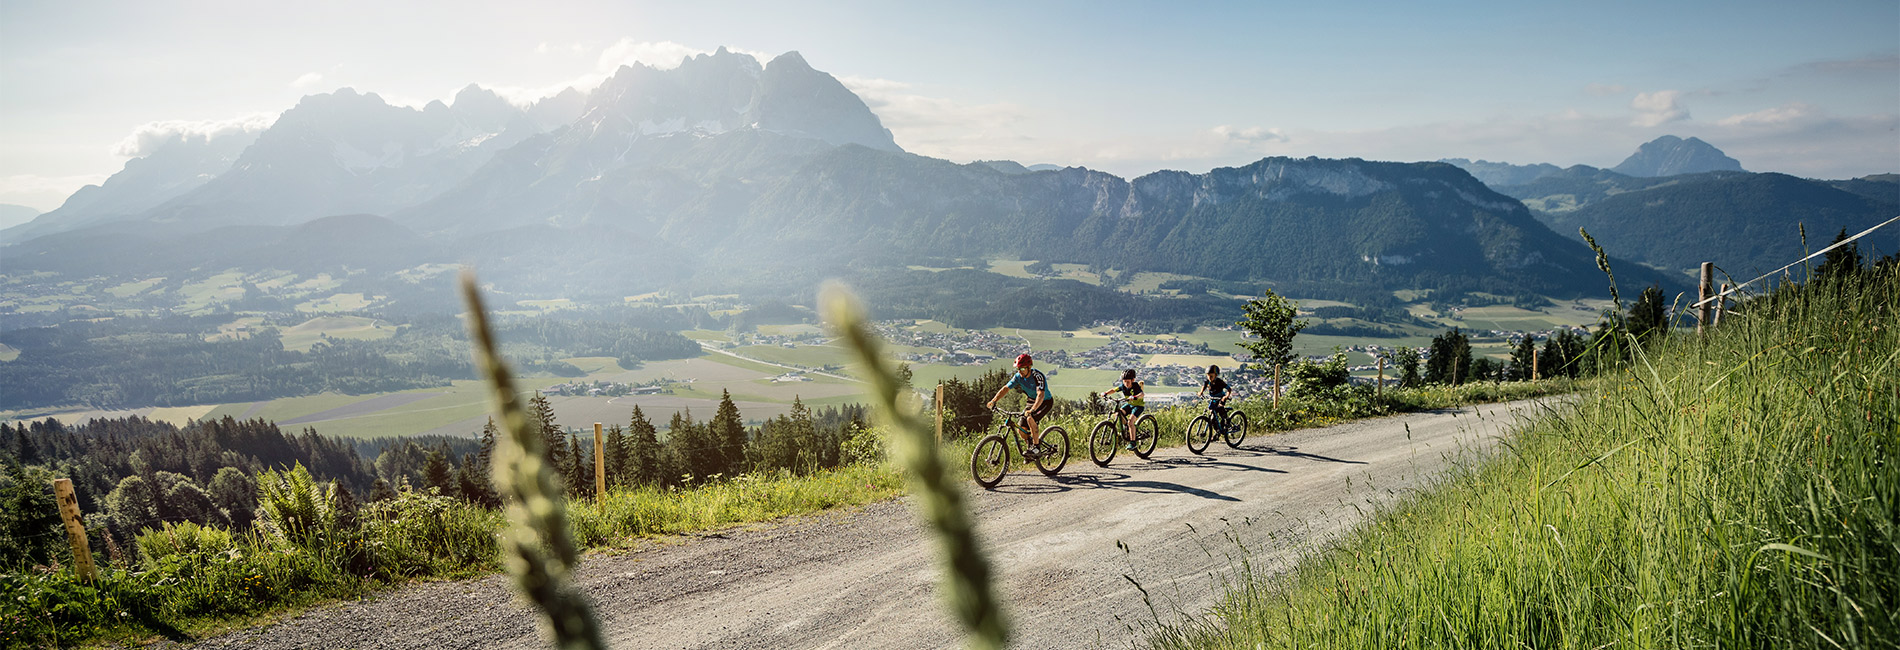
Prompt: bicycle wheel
<box><xmin>1035</xmin><ymin>426</ymin><xmax>1069</xmax><ymax>476</ymax></box>
<box><xmin>1088</xmin><ymin>421</ymin><xmax>1119</xmax><ymax>467</ymax></box>
<box><xmin>971</xmin><ymin>435</ymin><xmax>1009</xmax><ymax>488</ymax></box>
<box><xmin>1131</xmin><ymin>415</ymin><xmax>1159</xmax><ymax>459</ymax></box>
<box><xmin>1185</xmin><ymin>416</ymin><xmax>1213</xmax><ymax>455</ymax></box>
<box><xmin>1224</xmin><ymin>411</ymin><xmax>1250</xmax><ymax>449</ymax></box>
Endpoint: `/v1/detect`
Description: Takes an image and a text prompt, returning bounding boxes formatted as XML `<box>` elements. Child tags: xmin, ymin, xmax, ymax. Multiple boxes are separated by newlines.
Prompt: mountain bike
<box><xmin>1088</xmin><ymin>397</ymin><xmax>1157</xmax><ymax>466</ymax></box>
<box><xmin>1185</xmin><ymin>401</ymin><xmax>1249</xmax><ymax>454</ymax></box>
<box><xmin>970</xmin><ymin>408</ymin><xmax>1070</xmax><ymax>488</ymax></box>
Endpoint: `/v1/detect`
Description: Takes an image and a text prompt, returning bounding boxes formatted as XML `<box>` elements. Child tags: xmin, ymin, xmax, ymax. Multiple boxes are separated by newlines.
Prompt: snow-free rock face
<box><xmin>3</xmin><ymin>123</ymin><xmax>262</xmax><ymax>242</ymax></box>
<box><xmin>1611</xmin><ymin>135</ymin><xmax>1745</xmax><ymax>177</ymax></box>
<box><xmin>752</xmin><ymin>51</ymin><xmax>900</xmax><ymax>152</ymax></box>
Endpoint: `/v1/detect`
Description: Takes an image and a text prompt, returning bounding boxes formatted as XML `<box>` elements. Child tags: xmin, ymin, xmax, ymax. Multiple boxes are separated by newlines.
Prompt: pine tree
<box><xmin>332</xmin><ymin>482</ymin><xmax>360</xmax><ymax>531</ymax></box>
<box><xmin>1627</xmin><ymin>285</ymin><xmax>1669</xmax><ymax>344</ymax></box>
<box><xmin>527</xmin><ymin>393</ymin><xmax>569</xmax><ymax>486</ymax></box>
<box><xmin>1813</xmin><ymin>227</ymin><xmax>1864</xmax><ymax>281</ymax></box>
<box><xmin>566</xmin><ymin>435</ymin><xmax>591</xmax><ymax>498</ymax></box>
<box><xmin>422</xmin><ymin>445</ymin><xmax>456</xmax><ymax>497</ymax></box>
<box><xmin>788</xmin><ymin>396</ymin><xmax>820</xmax><ymax>472</ymax></box>
<box><xmin>1509</xmin><ymin>336</ymin><xmax>1537</xmax><ymax>381</ymax></box>
<box><xmin>605</xmin><ymin>424</ymin><xmax>629</xmax><ymax>489</ymax></box>
<box><xmin>456</xmin><ymin>452</ymin><xmax>496</xmax><ymax>507</ymax></box>
<box><xmin>710</xmin><ymin>390</ymin><xmax>748</xmax><ymax>477</ymax></box>
<box><xmin>367</xmin><ymin>477</ymin><xmax>396</xmax><ymax>502</ymax></box>
<box><xmin>628</xmin><ymin>406</ymin><xmax>664</xmax><ymax>487</ymax></box>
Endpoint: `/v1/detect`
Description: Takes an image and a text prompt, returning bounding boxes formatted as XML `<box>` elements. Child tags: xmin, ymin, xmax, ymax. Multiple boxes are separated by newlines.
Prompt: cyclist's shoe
<box><xmin>1023</xmin><ymin>443</ymin><xmax>1042</xmax><ymax>459</ymax></box>
<box><xmin>1123</xmin><ymin>441</ymin><xmax>1136</xmax><ymax>451</ymax></box>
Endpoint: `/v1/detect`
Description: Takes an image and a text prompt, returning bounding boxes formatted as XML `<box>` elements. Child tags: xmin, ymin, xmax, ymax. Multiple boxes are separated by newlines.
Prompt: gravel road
<box><xmin>177</xmin><ymin>398</ymin><xmax>1562</xmax><ymax>650</ymax></box>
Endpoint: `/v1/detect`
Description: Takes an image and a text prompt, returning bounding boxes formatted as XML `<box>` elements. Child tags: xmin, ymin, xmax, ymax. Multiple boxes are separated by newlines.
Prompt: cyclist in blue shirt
<box><xmin>987</xmin><ymin>353</ymin><xmax>1053</xmax><ymax>454</ymax></box>
<box><xmin>1102</xmin><ymin>369</ymin><xmax>1146</xmax><ymax>450</ymax></box>
<box><xmin>1198</xmin><ymin>365</ymin><xmax>1232</xmax><ymax>428</ymax></box>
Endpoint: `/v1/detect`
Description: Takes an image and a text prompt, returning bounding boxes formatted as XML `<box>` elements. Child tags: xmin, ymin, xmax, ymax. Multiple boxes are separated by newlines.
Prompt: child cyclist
<box><xmin>1198</xmin><ymin>365</ymin><xmax>1232</xmax><ymax>428</ymax></box>
<box><xmin>1102</xmin><ymin>369</ymin><xmax>1146</xmax><ymax>450</ymax></box>
<box><xmin>987</xmin><ymin>354</ymin><xmax>1055</xmax><ymax>455</ymax></box>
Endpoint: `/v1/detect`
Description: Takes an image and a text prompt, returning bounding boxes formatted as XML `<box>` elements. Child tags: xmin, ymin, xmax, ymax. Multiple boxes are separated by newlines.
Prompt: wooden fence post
<box><xmin>593</xmin><ymin>422</ymin><xmax>605</xmax><ymax>500</ymax></box>
<box><xmin>1532</xmin><ymin>345</ymin><xmax>1540</xmax><ymax>382</ymax></box>
<box><xmin>934</xmin><ymin>382</ymin><xmax>944</xmax><ymax>444</ymax></box>
<box><xmin>1714</xmin><ymin>282</ymin><xmax>1729</xmax><ymax>327</ymax></box>
<box><xmin>1698</xmin><ymin>262</ymin><xmax>1714</xmax><ymax>335</ymax></box>
<box><xmin>1376</xmin><ymin>357</ymin><xmax>1385</xmax><ymax>400</ymax></box>
<box><xmin>53</xmin><ymin>478</ymin><xmax>97</xmax><ymax>582</ymax></box>
<box><xmin>1273</xmin><ymin>363</ymin><xmax>1281</xmax><ymax>408</ymax></box>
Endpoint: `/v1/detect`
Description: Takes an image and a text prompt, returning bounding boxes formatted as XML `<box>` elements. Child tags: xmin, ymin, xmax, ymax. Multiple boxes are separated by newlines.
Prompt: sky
<box><xmin>1</xmin><ymin>0</ymin><xmax>1895</xmax><ymax>212</ymax></box>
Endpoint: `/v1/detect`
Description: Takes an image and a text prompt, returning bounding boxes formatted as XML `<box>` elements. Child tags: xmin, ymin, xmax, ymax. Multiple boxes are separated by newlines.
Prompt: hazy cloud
<box><xmin>1211</xmin><ymin>125</ymin><xmax>1289</xmax><ymax>144</ymax></box>
<box><xmin>290</xmin><ymin>72</ymin><xmax>324</xmax><ymax>89</ymax></box>
<box><xmin>1585</xmin><ymin>83</ymin><xmax>1627</xmax><ymax>96</ymax></box>
<box><xmin>1631</xmin><ymin>90</ymin><xmax>1690</xmax><ymax>127</ymax></box>
<box><xmin>112</xmin><ymin>113</ymin><xmax>277</xmax><ymax>158</ymax></box>
<box><xmin>840</xmin><ymin>75</ymin><xmax>1030</xmax><ymax>160</ymax></box>
<box><xmin>1717</xmin><ymin>103</ymin><xmax>1815</xmax><ymax>127</ymax></box>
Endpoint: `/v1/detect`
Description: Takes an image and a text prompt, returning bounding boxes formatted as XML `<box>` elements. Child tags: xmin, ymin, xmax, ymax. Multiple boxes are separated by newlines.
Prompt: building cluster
<box><xmin>546</xmin><ymin>380</ymin><xmax>666</xmax><ymax>397</ymax></box>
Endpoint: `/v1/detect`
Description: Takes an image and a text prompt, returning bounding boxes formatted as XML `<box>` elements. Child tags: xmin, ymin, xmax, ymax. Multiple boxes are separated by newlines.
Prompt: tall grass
<box><xmin>1154</xmin><ymin>268</ymin><xmax>1898</xmax><ymax>648</ymax></box>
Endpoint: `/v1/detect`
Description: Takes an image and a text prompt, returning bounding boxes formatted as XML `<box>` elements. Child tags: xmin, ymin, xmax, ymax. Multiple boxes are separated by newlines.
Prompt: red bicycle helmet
<box><xmin>1014</xmin><ymin>353</ymin><xmax>1033</xmax><ymax>368</ymax></box>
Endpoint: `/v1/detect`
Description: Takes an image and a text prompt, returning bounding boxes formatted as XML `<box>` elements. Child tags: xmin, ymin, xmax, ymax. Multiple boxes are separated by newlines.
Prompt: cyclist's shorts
<box><xmin>1027</xmin><ymin>400</ymin><xmax>1053</xmax><ymax>420</ymax></box>
<box><xmin>1208</xmin><ymin>399</ymin><xmax>1228</xmax><ymax>412</ymax></box>
<box><xmin>1117</xmin><ymin>403</ymin><xmax>1145</xmax><ymax>418</ymax></box>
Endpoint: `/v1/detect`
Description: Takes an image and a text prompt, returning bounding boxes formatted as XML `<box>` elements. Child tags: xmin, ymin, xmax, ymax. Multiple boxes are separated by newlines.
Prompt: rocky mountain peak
<box><xmin>1611</xmin><ymin>135</ymin><xmax>1745</xmax><ymax>177</ymax></box>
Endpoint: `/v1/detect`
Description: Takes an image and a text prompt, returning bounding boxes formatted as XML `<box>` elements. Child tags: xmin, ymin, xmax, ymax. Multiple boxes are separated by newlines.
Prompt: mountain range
<box><xmin>10</xmin><ymin>49</ymin><xmax>1797</xmax><ymax>314</ymax></box>
<box><xmin>1443</xmin><ymin>138</ymin><xmax>1896</xmax><ymax>278</ymax></box>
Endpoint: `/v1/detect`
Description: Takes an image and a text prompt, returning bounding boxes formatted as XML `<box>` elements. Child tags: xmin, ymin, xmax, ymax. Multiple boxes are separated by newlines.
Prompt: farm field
<box><xmin>278</xmin><ymin>315</ymin><xmax>396</xmax><ymax>351</ymax></box>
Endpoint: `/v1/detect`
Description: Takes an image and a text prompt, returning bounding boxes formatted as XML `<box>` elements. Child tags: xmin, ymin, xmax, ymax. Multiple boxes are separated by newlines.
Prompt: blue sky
<box><xmin>2</xmin><ymin>0</ymin><xmax>1894</xmax><ymax>211</ymax></box>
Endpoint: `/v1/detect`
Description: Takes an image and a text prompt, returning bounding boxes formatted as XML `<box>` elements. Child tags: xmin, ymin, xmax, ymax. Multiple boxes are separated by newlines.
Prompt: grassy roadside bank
<box><xmin>1152</xmin><ymin>271</ymin><xmax>1898</xmax><ymax>648</ymax></box>
<box><xmin>13</xmin><ymin>375</ymin><xmax>1575</xmax><ymax>648</ymax></box>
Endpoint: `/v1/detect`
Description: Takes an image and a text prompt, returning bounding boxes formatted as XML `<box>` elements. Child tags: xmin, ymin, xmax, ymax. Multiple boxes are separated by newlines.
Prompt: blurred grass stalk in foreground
<box><xmin>822</xmin><ymin>282</ymin><xmax>1009</xmax><ymax>650</ymax></box>
<box><xmin>463</xmin><ymin>270</ymin><xmax>608</xmax><ymax>650</ymax></box>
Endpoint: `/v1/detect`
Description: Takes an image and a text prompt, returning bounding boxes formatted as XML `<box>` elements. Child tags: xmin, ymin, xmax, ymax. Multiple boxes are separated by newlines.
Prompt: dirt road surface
<box><xmin>178</xmin><ymin>398</ymin><xmax>1562</xmax><ymax>650</ymax></box>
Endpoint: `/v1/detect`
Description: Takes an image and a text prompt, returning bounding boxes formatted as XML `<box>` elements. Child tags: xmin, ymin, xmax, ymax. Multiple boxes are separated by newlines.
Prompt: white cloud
<box><xmin>1211</xmin><ymin>125</ymin><xmax>1289</xmax><ymax>144</ymax></box>
<box><xmin>1716</xmin><ymin>102</ymin><xmax>1814</xmax><ymax>126</ymax></box>
<box><xmin>112</xmin><ymin>112</ymin><xmax>277</xmax><ymax>158</ymax></box>
<box><xmin>535</xmin><ymin>42</ymin><xmax>550</xmax><ymax>55</ymax></box>
<box><xmin>1631</xmin><ymin>90</ymin><xmax>1690</xmax><ymax>127</ymax></box>
<box><xmin>290</xmin><ymin>72</ymin><xmax>324</xmax><ymax>89</ymax></box>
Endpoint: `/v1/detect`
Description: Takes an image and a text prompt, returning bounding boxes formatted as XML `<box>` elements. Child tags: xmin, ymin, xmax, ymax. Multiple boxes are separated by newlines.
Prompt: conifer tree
<box><xmin>368</xmin><ymin>477</ymin><xmax>396</xmax><ymax>502</ymax></box>
<box><xmin>527</xmin><ymin>393</ymin><xmax>569</xmax><ymax>486</ymax></box>
<box><xmin>1627</xmin><ymin>285</ymin><xmax>1669</xmax><ymax>344</ymax></box>
<box><xmin>628</xmin><ymin>406</ymin><xmax>664</xmax><ymax>487</ymax></box>
<box><xmin>1509</xmin><ymin>336</ymin><xmax>1537</xmax><ymax>381</ymax></box>
<box><xmin>1813</xmin><ymin>227</ymin><xmax>1863</xmax><ymax>281</ymax></box>
<box><xmin>422</xmin><ymin>445</ymin><xmax>456</xmax><ymax>497</ymax></box>
<box><xmin>710</xmin><ymin>390</ymin><xmax>748</xmax><ymax>476</ymax></box>
<box><xmin>605</xmin><ymin>424</ymin><xmax>629</xmax><ymax>488</ymax></box>
<box><xmin>1395</xmin><ymin>347</ymin><xmax>1422</xmax><ymax>388</ymax></box>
